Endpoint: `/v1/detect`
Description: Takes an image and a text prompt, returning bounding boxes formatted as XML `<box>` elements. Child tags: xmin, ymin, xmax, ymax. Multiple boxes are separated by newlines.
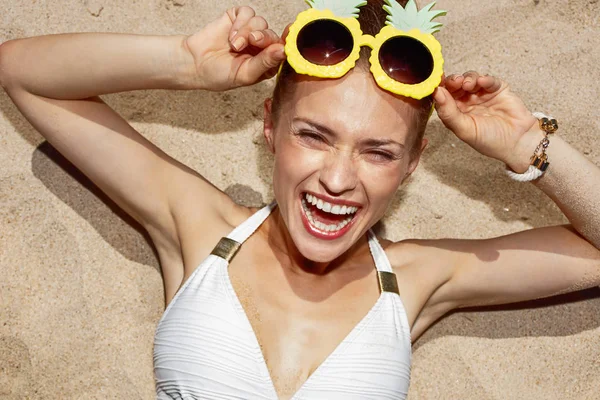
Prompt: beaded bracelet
<box><xmin>505</xmin><ymin>112</ymin><xmax>558</xmax><ymax>182</ymax></box>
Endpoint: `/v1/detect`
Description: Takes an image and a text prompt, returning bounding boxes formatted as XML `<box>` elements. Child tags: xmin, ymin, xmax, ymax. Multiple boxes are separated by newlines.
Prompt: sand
<box><xmin>1</xmin><ymin>0</ymin><xmax>599</xmax><ymax>399</ymax></box>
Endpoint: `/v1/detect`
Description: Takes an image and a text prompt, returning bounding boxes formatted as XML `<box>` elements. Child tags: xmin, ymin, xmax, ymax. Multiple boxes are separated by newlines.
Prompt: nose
<box><xmin>319</xmin><ymin>151</ymin><xmax>358</xmax><ymax>196</ymax></box>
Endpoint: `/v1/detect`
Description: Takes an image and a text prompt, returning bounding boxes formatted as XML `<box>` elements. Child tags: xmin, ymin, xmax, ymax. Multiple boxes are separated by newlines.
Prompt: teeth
<box><xmin>304</xmin><ymin>193</ymin><xmax>359</xmax><ymax>216</ymax></box>
<box><xmin>302</xmin><ymin>198</ymin><xmax>354</xmax><ymax>234</ymax></box>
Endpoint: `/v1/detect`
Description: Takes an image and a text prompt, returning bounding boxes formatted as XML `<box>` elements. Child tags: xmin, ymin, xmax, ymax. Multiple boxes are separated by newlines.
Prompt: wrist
<box><xmin>170</xmin><ymin>35</ymin><xmax>204</xmax><ymax>90</ymax></box>
<box><xmin>505</xmin><ymin>120</ymin><xmax>545</xmax><ymax>173</ymax></box>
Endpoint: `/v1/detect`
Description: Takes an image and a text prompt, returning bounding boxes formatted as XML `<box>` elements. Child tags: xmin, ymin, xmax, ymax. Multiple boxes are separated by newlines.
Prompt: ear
<box><xmin>403</xmin><ymin>138</ymin><xmax>428</xmax><ymax>183</ymax></box>
<box><xmin>263</xmin><ymin>98</ymin><xmax>275</xmax><ymax>153</ymax></box>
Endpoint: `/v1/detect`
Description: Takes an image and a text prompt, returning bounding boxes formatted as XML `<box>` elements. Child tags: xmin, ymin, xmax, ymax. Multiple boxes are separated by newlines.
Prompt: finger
<box><xmin>433</xmin><ymin>86</ymin><xmax>475</xmax><ymax>141</ymax></box>
<box><xmin>445</xmin><ymin>74</ymin><xmax>465</xmax><ymax>93</ymax></box>
<box><xmin>246</xmin><ymin>15</ymin><xmax>269</xmax><ymax>31</ymax></box>
<box><xmin>249</xmin><ymin>29</ymin><xmax>283</xmax><ymax>49</ymax></box>
<box><xmin>227</xmin><ymin>6</ymin><xmax>256</xmax><ymax>49</ymax></box>
<box><xmin>439</xmin><ymin>73</ymin><xmax>447</xmax><ymax>87</ymax></box>
<box><xmin>462</xmin><ymin>70</ymin><xmax>480</xmax><ymax>92</ymax></box>
<box><xmin>281</xmin><ymin>23</ymin><xmax>292</xmax><ymax>42</ymax></box>
<box><xmin>464</xmin><ymin>80</ymin><xmax>483</xmax><ymax>94</ymax></box>
<box><xmin>237</xmin><ymin>43</ymin><xmax>286</xmax><ymax>85</ymax></box>
<box><xmin>478</xmin><ymin>74</ymin><xmax>503</xmax><ymax>93</ymax></box>
<box><xmin>228</xmin><ymin>6</ymin><xmax>256</xmax><ymax>34</ymax></box>
<box><xmin>231</xmin><ymin>15</ymin><xmax>270</xmax><ymax>51</ymax></box>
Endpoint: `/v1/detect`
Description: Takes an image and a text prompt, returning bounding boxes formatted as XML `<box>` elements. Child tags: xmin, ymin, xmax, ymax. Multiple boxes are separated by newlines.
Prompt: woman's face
<box><xmin>264</xmin><ymin>69</ymin><xmax>426</xmax><ymax>262</ymax></box>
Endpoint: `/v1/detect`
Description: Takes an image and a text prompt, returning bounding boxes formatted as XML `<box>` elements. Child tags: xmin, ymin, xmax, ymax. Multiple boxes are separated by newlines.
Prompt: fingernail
<box><xmin>276</xmin><ymin>47</ymin><xmax>286</xmax><ymax>58</ymax></box>
<box><xmin>232</xmin><ymin>36</ymin><xmax>245</xmax><ymax>51</ymax></box>
<box><xmin>250</xmin><ymin>31</ymin><xmax>264</xmax><ymax>42</ymax></box>
<box><xmin>229</xmin><ymin>30</ymin><xmax>238</xmax><ymax>40</ymax></box>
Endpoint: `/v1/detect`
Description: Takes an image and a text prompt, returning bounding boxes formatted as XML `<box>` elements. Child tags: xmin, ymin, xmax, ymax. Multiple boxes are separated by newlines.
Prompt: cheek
<box><xmin>358</xmin><ymin>163</ymin><xmax>404</xmax><ymax>210</ymax></box>
<box><xmin>272</xmin><ymin>136</ymin><xmax>323</xmax><ymax>196</ymax></box>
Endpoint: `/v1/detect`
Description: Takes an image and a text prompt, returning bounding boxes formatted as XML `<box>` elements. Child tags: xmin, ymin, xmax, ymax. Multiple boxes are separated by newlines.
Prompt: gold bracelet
<box><xmin>530</xmin><ymin>114</ymin><xmax>558</xmax><ymax>172</ymax></box>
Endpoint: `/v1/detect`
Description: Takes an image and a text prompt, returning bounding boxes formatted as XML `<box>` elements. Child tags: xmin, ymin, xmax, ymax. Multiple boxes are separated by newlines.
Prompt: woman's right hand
<box><xmin>185</xmin><ymin>6</ymin><xmax>286</xmax><ymax>91</ymax></box>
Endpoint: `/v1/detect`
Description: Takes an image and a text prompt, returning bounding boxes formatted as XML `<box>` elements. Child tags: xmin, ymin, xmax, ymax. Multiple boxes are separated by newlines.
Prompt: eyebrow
<box><xmin>293</xmin><ymin>117</ymin><xmax>336</xmax><ymax>137</ymax></box>
<box><xmin>292</xmin><ymin>117</ymin><xmax>406</xmax><ymax>150</ymax></box>
<box><xmin>360</xmin><ymin>138</ymin><xmax>406</xmax><ymax>150</ymax></box>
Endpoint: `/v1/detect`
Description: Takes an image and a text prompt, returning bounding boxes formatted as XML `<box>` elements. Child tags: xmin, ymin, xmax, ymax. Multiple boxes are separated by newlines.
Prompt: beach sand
<box><xmin>1</xmin><ymin>0</ymin><xmax>599</xmax><ymax>398</ymax></box>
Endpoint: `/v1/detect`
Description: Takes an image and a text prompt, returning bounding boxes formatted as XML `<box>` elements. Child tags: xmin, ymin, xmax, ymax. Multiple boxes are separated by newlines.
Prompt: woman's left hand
<box><xmin>433</xmin><ymin>72</ymin><xmax>540</xmax><ymax>173</ymax></box>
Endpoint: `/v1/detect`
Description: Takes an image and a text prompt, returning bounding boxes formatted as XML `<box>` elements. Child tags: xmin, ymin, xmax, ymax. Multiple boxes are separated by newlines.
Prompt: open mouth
<box><xmin>300</xmin><ymin>192</ymin><xmax>361</xmax><ymax>240</ymax></box>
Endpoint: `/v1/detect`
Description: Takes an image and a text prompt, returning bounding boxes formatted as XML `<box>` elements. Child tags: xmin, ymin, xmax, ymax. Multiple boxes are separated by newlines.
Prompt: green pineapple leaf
<box><xmin>383</xmin><ymin>0</ymin><xmax>447</xmax><ymax>34</ymax></box>
<box><xmin>306</xmin><ymin>0</ymin><xmax>368</xmax><ymax>19</ymax></box>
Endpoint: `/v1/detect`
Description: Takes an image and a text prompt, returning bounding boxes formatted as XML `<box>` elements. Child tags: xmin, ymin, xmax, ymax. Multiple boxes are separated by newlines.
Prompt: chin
<box><xmin>286</xmin><ymin>191</ymin><xmax>368</xmax><ymax>263</ymax></box>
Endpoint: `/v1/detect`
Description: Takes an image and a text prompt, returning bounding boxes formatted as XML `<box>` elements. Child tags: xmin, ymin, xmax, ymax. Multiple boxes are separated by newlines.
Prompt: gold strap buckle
<box><xmin>210</xmin><ymin>238</ymin><xmax>242</xmax><ymax>263</ymax></box>
<box><xmin>378</xmin><ymin>271</ymin><xmax>400</xmax><ymax>295</ymax></box>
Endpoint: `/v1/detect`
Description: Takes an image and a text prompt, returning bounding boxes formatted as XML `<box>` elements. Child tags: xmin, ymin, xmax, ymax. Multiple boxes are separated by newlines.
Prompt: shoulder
<box><xmin>153</xmin><ymin>187</ymin><xmax>251</xmax><ymax>251</ymax></box>
<box><xmin>382</xmin><ymin>238</ymin><xmax>455</xmax><ymax>292</ymax></box>
<box><xmin>382</xmin><ymin>237</ymin><xmax>465</xmax><ymax>276</ymax></box>
<box><xmin>153</xmin><ymin>186</ymin><xmax>257</xmax><ymax>287</ymax></box>
<box><xmin>378</xmin><ymin>237</ymin><xmax>461</xmax><ymax>328</ymax></box>
<box><xmin>176</xmin><ymin>199</ymin><xmax>254</xmax><ymax>257</ymax></box>
<box><xmin>379</xmin><ymin>238</ymin><xmax>426</xmax><ymax>270</ymax></box>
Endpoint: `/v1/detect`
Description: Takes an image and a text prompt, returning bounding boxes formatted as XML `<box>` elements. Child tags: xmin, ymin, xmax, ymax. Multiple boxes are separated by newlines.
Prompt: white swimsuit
<box><xmin>154</xmin><ymin>203</ymin><xmax>412</xmax><ymax>399</ymax></box>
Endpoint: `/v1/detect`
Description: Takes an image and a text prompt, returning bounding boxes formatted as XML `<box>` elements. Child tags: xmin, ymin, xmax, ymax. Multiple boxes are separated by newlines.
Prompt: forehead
<box><xmin>286</xmin><ymin>69</ymin><xmax>417</xmax><ymax>140</ymax></box>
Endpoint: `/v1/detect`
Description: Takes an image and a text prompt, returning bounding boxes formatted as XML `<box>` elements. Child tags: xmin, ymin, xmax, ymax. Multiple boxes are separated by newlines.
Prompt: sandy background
<box><xmin>1</xmin><ymin>0</ymin><xmax>599</xmax><ymax>399</ymax></box>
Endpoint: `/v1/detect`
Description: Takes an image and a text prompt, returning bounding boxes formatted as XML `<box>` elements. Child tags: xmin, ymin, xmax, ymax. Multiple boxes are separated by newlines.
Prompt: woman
<box><xmin>1</xmin><ymin>0</ymin><xmax>599</xmax><ymax>398</ymax></box>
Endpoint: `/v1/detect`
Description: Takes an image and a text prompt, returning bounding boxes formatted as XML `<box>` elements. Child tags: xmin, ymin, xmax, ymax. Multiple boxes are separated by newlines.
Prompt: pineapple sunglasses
<box><xmin>283</xmin><ymin>0</ymin><xmax>446</xmax><ymax>100</ymax></box>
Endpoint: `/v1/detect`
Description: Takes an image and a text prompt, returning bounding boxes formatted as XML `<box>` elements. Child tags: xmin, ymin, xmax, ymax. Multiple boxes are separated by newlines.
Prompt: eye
<box><xmin>365</xmin><ymin>150</ymin><xmax>398</xmax><ymax>163</ymax></box>
<box><xmin>295</xmin><ymin>130</ymin><xmax>327</xmax><ymax>146</ymax></box>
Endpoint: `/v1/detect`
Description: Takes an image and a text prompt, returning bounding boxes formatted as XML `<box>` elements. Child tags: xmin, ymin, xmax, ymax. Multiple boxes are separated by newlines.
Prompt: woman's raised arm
<box><xmin>0</xmin><ymin>6</ymin><xmax>286</xmax><ymax>300</ymax></box>
<box><xmin>395</xmin><ymin>73</ymin><xmax>600</xmax><ymax>338</ymax></box>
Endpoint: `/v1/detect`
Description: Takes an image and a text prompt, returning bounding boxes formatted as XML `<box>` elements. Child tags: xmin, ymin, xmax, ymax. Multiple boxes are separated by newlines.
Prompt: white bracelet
<box><xmin>505</xmin><ymin>112</ymin><xmax>556</xmax><ymax>182</ymax></box>
<box><xmin>505</xmin><ymin>165</ymin><xmax>544</xmax><ymax>181</ymax></box>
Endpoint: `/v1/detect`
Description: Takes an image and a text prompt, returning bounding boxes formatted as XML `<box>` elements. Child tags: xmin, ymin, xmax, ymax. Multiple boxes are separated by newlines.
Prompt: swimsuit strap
<box><xmin>227</xmin><ymin>201</ymin><xmax>277</xmax><ymax>243</ymax></box>
<box><xmin>210</xmin><ymin>201</ymin><xmax>276</xmax><ymax>263</ymax></box>
<box><xmin>209</xmin><ymin>203</ymin><xmax>400</xmax><ymax>295</ymax></box>
<box><xmin>367</xmin><ymin>230</ymin><xmax>401</xmax><ymax>295</ymax></box>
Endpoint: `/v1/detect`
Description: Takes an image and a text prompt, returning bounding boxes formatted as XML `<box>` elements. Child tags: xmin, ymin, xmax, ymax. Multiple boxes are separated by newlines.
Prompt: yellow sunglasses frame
<box><xmin>284</xmin><ymin>8</ymin><xmax>444</xmax><ymax>100</ymax></box>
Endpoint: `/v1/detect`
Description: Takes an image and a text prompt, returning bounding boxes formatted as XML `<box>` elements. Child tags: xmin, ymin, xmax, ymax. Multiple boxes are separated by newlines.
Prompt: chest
<box><xmin>228</xmin><ymin>251</ymin><xmax>382</xmax><ymax>399</ymax></box>
<box><xmin>154</xmin><ymin>252</ymin><xmax>413</xmax><ymax>400</ymax></box>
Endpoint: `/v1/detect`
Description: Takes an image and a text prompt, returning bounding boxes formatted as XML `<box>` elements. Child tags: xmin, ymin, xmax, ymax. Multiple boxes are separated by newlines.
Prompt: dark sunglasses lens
<box><xmin>297</xmin><ymin>19</ymin><xmax>354</xmax><ymax>66</ymax></box>
<box><xmin>379</xmin><ymin>36</ymin><xmax>434</xmax><ymax>85</ymax></box>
